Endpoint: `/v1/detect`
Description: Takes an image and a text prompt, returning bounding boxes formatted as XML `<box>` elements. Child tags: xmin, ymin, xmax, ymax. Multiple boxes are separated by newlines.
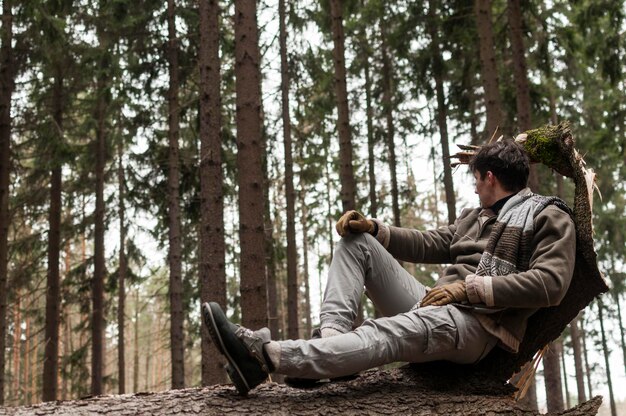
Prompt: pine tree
<box><xmin>117</xmin><ymin>141</ymin><xmax>127</xmax><ymax>394</ymax></box>
<box><xmin>426</xmin><ymin>0</ymin><xmax>456</xmax><ymax>224</ymax></box>
<box><xmin>198</xmin><ymin>0</ymin><xmax>227</xmax><ymax>385</ymax></box>
<box><xmin>0</xmin><ymin>0</ymin><xmax>15</xmax><ymax>404</ymax></box>
<box><xmin>166</xmin><ymin>0</ymin><xmax>185</xmax><ymax>390</ymax></box>
<box><xmin>234</xmin><ymin>0</ymin><xmax>267</xmax><ymax>330</ymax></box>
<box><xmin>329</xmin><ymin>0</ymin><xmax>356</xmax><ymax>212</ymax></box>
<box><xmin>91</xmin><ymin>6</ymin><xmax>114</xmax><ymax>395</ymax></box>
<box><xmin>279</xmin><ymin>0</ymin><xmax>299</xmax><ymax>341</ymax></box>
<box><xmin>474</xmin><ymin>0</ymin><xmax>503</xmax><ymax>137</ymax></box>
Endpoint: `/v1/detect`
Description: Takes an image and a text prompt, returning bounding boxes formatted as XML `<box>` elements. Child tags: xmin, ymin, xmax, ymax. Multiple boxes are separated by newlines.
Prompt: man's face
<box><xmin>474</xmin><ymin>170</ymin><xmax>496</xmax><ymax>208</ymax></box>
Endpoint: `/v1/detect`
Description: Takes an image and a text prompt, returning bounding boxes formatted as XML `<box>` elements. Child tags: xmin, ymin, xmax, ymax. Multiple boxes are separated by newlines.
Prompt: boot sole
<box><xmin>202</xmin><ymin>303</ymin><xmax>251</xmax><ymax>395</ymax></box>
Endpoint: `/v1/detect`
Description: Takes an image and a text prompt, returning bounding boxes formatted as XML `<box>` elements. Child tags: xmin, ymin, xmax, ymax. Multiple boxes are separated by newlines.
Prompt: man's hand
<box><xmin>335</xmin><ymin>210</ymin><xmax>375</xmax><ymax>237</ymax></box>
<box><xmin>420</xmin><ymin>281</ymin><xmax>468</xmax><ymax>307</ymax></box>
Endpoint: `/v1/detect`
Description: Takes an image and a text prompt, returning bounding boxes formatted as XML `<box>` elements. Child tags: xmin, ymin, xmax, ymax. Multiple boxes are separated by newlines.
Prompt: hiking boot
<box><xmin>202</xmin><ymin>302</ymin><xmax>274</xmax><ymax>395</ymax></box>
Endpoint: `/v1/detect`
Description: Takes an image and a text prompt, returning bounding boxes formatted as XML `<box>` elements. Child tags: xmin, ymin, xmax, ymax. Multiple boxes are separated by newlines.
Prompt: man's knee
<box><xmin>335</xmin><ymin>233</ymin><xmax>366</xmax><ymax>253</ymax></box>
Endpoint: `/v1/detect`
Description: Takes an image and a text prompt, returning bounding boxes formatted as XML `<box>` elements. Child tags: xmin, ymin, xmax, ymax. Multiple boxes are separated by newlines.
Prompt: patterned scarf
<box><xmin>476</xmin><ymin>192</ymin><xmax>572</xmax><ymax>277</ymax></box>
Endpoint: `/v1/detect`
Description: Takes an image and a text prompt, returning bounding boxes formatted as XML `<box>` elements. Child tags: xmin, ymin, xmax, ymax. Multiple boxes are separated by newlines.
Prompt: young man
<box><xmin>202</xmin><ymin>139</ymin><xmax>576</xmax><ymax>395</ymax></box>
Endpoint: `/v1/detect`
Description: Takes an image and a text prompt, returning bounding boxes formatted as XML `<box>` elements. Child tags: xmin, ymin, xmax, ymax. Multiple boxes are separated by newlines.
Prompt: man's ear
<box><xmin>486</xmin><ymin>171</ymin><xmax>496</xmax><ymax>185</ymax></box>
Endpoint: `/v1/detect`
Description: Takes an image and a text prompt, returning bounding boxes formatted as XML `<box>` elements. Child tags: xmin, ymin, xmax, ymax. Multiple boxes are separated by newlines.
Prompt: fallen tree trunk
<box><xmin>0</xmin><ymin>367</ymin><xmax>602</xmax><ymax>415</ymax></box>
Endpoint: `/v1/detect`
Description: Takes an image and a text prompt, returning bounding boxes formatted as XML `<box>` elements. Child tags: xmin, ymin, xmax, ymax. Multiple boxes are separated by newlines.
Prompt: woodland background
<box><xmin>0</xmin><ymin>0</ymin><xmax>625</xmax><ymax>414</ymax></box>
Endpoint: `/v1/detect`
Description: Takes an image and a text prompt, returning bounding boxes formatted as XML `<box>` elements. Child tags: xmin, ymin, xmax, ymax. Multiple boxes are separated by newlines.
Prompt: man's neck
<box><xmin>489</xmin><ymin>192</ymin><xmax>516</xmax><ymax>214</ymax></box>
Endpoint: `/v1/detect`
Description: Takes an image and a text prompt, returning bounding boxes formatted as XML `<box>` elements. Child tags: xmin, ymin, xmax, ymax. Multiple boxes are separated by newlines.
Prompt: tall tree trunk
<box><xmin>580</xmin><ymin>314</ymin><xmax>594</xmax><ymax>399</ymax></box>
<box><xmin>117</xmin><ymin>141</ymin><xmax>126</xmax><ymax>394</ymax></box>
<box><xmin>379</xmin><ymin>20</ymin><xmax>400</xmax><ymax>227</ymax></box>
<box><xmin>63</xmin><ymin>240</ymin><xmax>72</xmax><ymax>400</ymax></box>
<box><xmin>614</xmin><ymin>292</ymin><xmax>626</xmax><ymax>374</ymax></box>
<box><xmin>144</xmin><ymin>311</ymin><xmax>152</xmax><ymax>391</ymax></box>
<box><xmin>329</xmin><ymin>0</ymin><xmax>356</xmax><ymax>212</ymax></box>
<box><xmin>167</xmin><ymin>0</ymin><xmax>185</xmax><ymax>390</ymax></box>
<box><xmin>474</xmin><ymin>0</ymin><xmax>503</xmax><ymax>138</ymax></box>
<box><xmin>507</xmin><ymin>0</ymin><xmax>531</xmax><ymax>131</ymax></box>
<box><xmin>234</xmin><ymin>0</ymin><xmax>267</xmax><ymax>330</ymax></box>
<box><xmin>598</xmin><ymin>299</ymin><xmax>617</xmax><ymax>416</ymax></box>
<box><xmin>560</xmin><ymin>339</ymin><xmax>571</xmax><ymax>409</ymax></box>
<box><xmin>262</xmin><ymin>129</ymin><xmax>279</xmax><ymax>357</ymax></box>
<box><xmin>62</xmin><ymin>286</ymin><xmax>71</xmax><ymax>400</ymax></box>
<box><xmin>11</xmin><ymin>294</ymin><xmax>20</xmax><ymax>404</ymax></box>
<box><xmin>199</xmin><ymin>0</ymin><xmax>227</xmax><ymax>385</ymax></box>
<box><xmin>92</xmin><ymin>34</ymin><xmax>109</xmax><ymax>396</ymax></box>
<box><xmin>133</xmin><ymin>289</ymin><xmax>139</xmax><ymax>393</ymax></box>
<box><xmin>543</xmin><ymin>342</ymin><xmax>564</xmax><ymax>412</ymax></box>
<box><xmin>301</xmin><ymin>200</ymin><xmax>312</xmax><ymax>338</ymax></box>
<box><xmin>24</xmin><ymin>311</ymin><xmax>30</xmax><ymax>404</ymax></box>
<box><xmin>22</xmin><ymin>295</ymin><xmax>31</xmax><ymax>404</ymax></box>
<box><xmin>264</xmin><ymin>187</ymin><xmax>279</xmax><ymax>341</ymax></box>
<box><xmin>427</xmin><ymin>0</ymin><xmax>456</xmax><ymax>224</ymax></box>
<box><xmin>569</xmin><ymin>315</ymin><xmax>586</xmax><ymax>403</ymax></box>
<box><xmin>363</xmin><ymin>48</ymin><xmax>377</xmax><ymax>218</ymax></box>
<box><xmin>0</xmin><ymin>0</ymin><xmax>15</xmax><ymax>404</ymax></box>
<box><xmin>430</xmin><ymin>146</ymin><xmax>441</xmax><ymax>227</ymax></box>
<box><xmin>280</xmin><ymin>0</ymin><xmax>298</xmax><ymax>340</ymax></box>
<box><xmin>323</xmin><ymin>142</ymin><xmax>334</xmax><ymax>262</ymax></box>
<box><xmin>29</xmin><ymin>314</ymin><xmax>38</xmax><ymax>404</ymax></box>
<box><xmin>43</xmin><ymin>69</ymin><xmax>64</xmax><ymax>402</ymax></box>
<box><xmin>507</xmin><ymin>0</ymin><xmax>538</xmax><ymax>190</ymax></box>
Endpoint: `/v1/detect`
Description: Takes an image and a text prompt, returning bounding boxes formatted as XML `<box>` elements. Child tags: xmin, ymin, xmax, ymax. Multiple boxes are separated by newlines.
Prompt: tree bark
<box><xmin>427</xmin><ymin>0</ymin><xmax>456</xmax><ymax>225</ymax></box>
<box><xmin>0</xmin><ymin>0</ymin><xmax>15</xmax><ymax>404</ymax></box>
<box><xmin>301</xmin><ymin>197</ymin><xmax>312</xmax><ymax>338</ymax></box>
<box><xmin>166</xmin><ymin>0</ymin><xmax>185</xmax><ymax>390</ymax></box>
<box><xmin>11</xmin><ymin>293</ymin><xmax>20</xmax><ymax>404</ymax></box>
<box><xmin>43</xmin><ymin>69</ymin><xmax>64</xmax><ymax>402</ymax></box>
<box><xmin>570</xmin><ymin>315</ymin><xmax>587</xmax><ymax>403</ymax></box>
<box><xmin>507</xmin><ymin>0</ymin><xmax>531</xmax><ymax>131</ymax></box>
<box><xmin>561</xmin><ymin>339</ymin><xmax>571</xmax><ymax>409</ymax></box>
<box><xmin>597</xmin><ymin>298</ymin><xmax>617</xmax><ymax>416</ymax></box>
<box><xmin>262</xmin><ymin>130</ymin><xmax>279</xmax><ymax>354</ymax></box>
<box><xmin>379</xmin><ymin>19</ymin><xmax>401</xmax><ymax>227</ymax></box>
<box><xmin>198</xmin><ymin>0</ymin><xmax>227</xmax><ymax>385</ymax></box>
<box><xmin>323</xmin><ymin>143</ymin><xmax>334</xmax><ymax>262</ymax></box>
<box><xmin>234</xmin><ymin>0</ymin><xmax>267</xmax><ymax>330</ymax></box>
<box><xmin>543</xmin><ymin>341</ymin><xmax>564</xmax><ymax>412</ymax></box>
<box><xmin>117</xmin><ymin>141</ymin><xmax>126</xmax><ymax>394</ymax></box>
<box><xmin>507</xmin><ymin>0</ymin><xmax>538</xmax><ymax>190</ymax></box>
<box><xmin>329</xmin><ymin>0</ymin><xmax>356</xmax><ymax>212</ymax></box>
<box><xmin>280</xmin><ymin>0</ymin><xmax>299</xmax><ymax>340</ymax></box>
<box><xmin>580</xmin><ymin>314</ymin><xmax>593</xmax><ymax>400</ymax></box>
<box><xmin>133</xmin><ymin>289</ymin><xmax>140</xmax><ymax>393</ymax></box>
<box><xmin>363</xmin><ymin>46</ymin><xmax>377</xmax><ymax>218</ymax></box>
<box><xmin>1</xmin><ymin>368</ymin><xmax>603</xmax><ymax>415</ymax></box>
<box><xmin>614</xmin><ymin>292</ymin><xmax>626</xmax><ymax>375</ymax></box>
<box><xmin>92</xmin><ymin>28</ymin><xmax>110</xmax><ymax>396</ymax></box>
<box><xmin>474</xmin><ymin>0</ymin><xmax>503</xmax><ymax>138</ymax></box>
<box><xmin>264</xmin><ymin>181</ymin><xmax>279</xmax><ymax>340</ymax></box>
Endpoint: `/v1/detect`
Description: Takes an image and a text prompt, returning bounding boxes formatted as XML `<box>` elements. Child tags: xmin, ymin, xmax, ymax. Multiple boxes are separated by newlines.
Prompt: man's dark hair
<box><xmin>469</xmin><ymin>140</ymin><xmax>530</xmax><ymax>192</ymax></box>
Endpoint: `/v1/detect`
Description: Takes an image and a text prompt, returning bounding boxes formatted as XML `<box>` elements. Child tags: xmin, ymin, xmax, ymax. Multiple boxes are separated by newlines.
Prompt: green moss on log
<box><xmin>515</xmin><ymin>122</ymin><xmax>575</xmax><ymax>177</ymax></box>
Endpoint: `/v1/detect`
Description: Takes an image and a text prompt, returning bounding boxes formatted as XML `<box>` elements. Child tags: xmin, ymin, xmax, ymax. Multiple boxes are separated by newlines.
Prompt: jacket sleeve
<box><xmin>466</xmin><ymin>205</ymin><xmax>576</xmax><ymax>308</ymax></box>
<box><xmin>371</xmin><ymin>212</ymin><xmax>470</xmax><ymax>264</ymax></box>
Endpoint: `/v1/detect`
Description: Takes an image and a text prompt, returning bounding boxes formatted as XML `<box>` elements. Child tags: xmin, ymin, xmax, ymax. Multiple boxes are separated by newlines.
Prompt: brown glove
<box><xmin>420</xmin><ymin>281</ymin><xmax>468</xmax><ymax>307</ymax></box>
<box><xmin>335</xmin><ymin>210</ymin><xmax>375</xmax><ymax>237</ymax></box>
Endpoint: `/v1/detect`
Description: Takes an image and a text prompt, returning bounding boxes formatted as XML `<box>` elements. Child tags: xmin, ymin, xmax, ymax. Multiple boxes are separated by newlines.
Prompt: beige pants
<box><xmin>276</xmin><ymin>233</ymin><xmax>497</xmax><ymax>379</ymax></box>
